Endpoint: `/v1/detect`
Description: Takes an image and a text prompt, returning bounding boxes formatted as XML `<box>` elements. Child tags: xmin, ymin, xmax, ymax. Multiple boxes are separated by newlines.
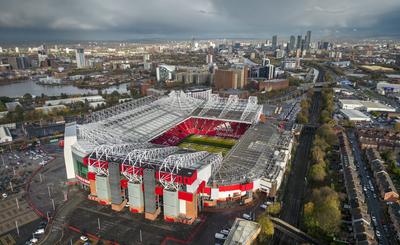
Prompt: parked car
<box><xmin>80</xmin><ymin>236</ymin><xmax>89</xmax><ymax>242</ymax></box>
<box><xmin>34</xmin><ymin>228</ymin><xmax>44</xmax><ymax>235</ymax></box>
<box><xmin>215</xmin><ymin>233</ymin><xmax>227</xmax><ymax>240</ymax></box>
<box><xmin>220</xmin><ymin>229</ymin><xmax>230</xmax><ymax>236</ymax></box>
<box><xmin>242</xmin><ymin>213</ymin><xmax>252</xmax><ymax>221</ymax></box>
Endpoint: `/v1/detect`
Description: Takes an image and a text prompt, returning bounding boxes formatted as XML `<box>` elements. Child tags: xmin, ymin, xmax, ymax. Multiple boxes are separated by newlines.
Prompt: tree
<box><xmin>0</xmin><ymin>101</ymin><xmax>6</xmax><ymax>112</ymax></box>
<box><xmin>316</xmin><ymin>124</ymin><xmax>338</xmax><ymax>146</ymax></box>
<box><xmin>395</xmin><ymin>122</ymin><xmax>400</xmax><ymax>132</ymax></box>
<box><xmin>297</xmin><ymin>112</ymin><xmax>309</xmax><ymax>124</ymax></box>
<box><xmin>14</xmin><ymin>105</ymin><xmax>24</xmax><ymax>122</ymax></box>
<box><xmin>310</xmin><ymin>163</ymin><xmax>327</xmax><ymax>182</ymax></box>
<box><xmin>267</xmin><ymin>202</ymin><xmax>281</xmax><ymax>216</ymax></box>
<box><xmin>22</xmin><ymin>93</ymin><xmax>33</xmax><ymax>105</ymax></box>
<box><xmin>303</xmin><ymin>187</ymin><xmax>341</xmax><ymax>237</ymax></box>
<box><xmin>311</xmin><ymin>146</ymin><xmax>325</xmax><ymax>164</ymax></box>
<box><xmin>257</xmin><ymin>214</ymin><xmax>274</xmax><ymax>242</ymax></box>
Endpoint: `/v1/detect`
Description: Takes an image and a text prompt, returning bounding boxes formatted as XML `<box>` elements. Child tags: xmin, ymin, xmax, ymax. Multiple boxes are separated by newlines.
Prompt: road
<box><xmin>347</xmin><ymin>130</ymin><xmax>392</xmax><ymax>245</ymax></box>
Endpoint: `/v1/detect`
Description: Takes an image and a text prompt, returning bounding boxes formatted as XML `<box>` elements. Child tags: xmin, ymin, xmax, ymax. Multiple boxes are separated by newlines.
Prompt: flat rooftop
<box><xmin>340</xmin><ymin>109</ymin><xmax>371</xmax><ymax>121</ymax></box>
<box><xmin>224</xmin><ymin>218</ymin><xmax>261</xmax><ymax>245</ymax></box>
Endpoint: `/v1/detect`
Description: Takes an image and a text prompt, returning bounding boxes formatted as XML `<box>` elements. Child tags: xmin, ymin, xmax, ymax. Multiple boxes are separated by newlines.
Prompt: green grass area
<box><xmin>182</xmin><ymin>134</ymin><xmax>237</xmax><ymax>148</ymax></box>
<box><xmin>179</xmin><ymin>142</ymin><xmax>230</xmax><ymax>156</ymax></box>
<box><xmin>178</xmin><ymin>135</ymin><xmax>237</xmax><ymax>156</ymax></box>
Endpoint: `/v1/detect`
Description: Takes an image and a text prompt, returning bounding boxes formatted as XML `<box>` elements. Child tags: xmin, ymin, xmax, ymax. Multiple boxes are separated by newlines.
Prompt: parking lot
<box><xmin>0</xmin><ymin>143</ymin><xmax>57</xmax><ymax>245</ymax></box>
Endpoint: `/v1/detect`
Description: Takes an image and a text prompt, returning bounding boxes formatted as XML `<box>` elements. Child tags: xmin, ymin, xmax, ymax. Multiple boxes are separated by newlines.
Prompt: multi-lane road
<box><xmin>347</xmin><ymin>130</ymin><xmax>393</xmax><ymax>245</ymax></box>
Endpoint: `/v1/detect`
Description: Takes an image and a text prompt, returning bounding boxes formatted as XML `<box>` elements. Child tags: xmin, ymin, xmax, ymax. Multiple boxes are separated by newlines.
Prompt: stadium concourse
<box><xmin>63</xmin><ymin>90</ymin><xmax>293</xmax><ymax>224</ymax></box>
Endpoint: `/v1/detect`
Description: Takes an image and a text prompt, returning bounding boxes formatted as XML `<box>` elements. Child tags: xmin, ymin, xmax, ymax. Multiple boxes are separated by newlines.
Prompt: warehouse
<box><xmin>339</xmin><ymin>99</ymin><xmax>395</xmax><ymax>112</ymax></box>
<box><xmin>340</xmin><ymin>109</ymin><xmax>371</xmax><ymax>122</ymax></box>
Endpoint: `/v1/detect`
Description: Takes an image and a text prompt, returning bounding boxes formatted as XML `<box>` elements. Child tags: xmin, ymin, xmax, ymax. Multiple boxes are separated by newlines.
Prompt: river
<box><xmin>0</xmin><ymin>80</ymin><xmax>130</xmax><ymax>97</ymax></box>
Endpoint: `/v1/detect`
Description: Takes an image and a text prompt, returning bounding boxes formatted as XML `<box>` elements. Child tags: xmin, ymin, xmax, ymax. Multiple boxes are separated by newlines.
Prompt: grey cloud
<box><xmin>0</xmin><ymin>0</ymin><xmax>399</xmax><ymax>40</ymax></box>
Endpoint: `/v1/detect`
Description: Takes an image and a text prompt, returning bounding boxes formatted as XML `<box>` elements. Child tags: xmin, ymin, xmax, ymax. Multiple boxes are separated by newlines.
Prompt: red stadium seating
<box><xmin>151</xmin><ymin>117</ymin><xmax>250</xmax><ymax>146</ymax></box>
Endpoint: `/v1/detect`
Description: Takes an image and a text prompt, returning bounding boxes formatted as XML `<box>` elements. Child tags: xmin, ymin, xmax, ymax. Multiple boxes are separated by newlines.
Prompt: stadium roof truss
<box><xmin>159</xmin><ymin>151</ymin><xmax>209</xmax><ymax>191</ymax></box>
<box><xmin>240</xmin><ymin>96</ymin><xmax>262</xmax><ymax>123</ymax></box>
<box><xmin>86</xmin><ymin>96</ymin><xmax>158</xmax><ymax>123</ymax></box>
<box><xmin>87</xmin><ymin>143</ymin><xmax>153</xmax><ymax>175</ymax></box>
<box><xmin>121</xmin><ymin>146</ymin><xmax>180</xmax><ymax>183</ymax></box>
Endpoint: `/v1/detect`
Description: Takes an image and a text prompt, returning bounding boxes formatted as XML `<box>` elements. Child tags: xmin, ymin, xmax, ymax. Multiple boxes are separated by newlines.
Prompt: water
<box><xmin>0</xmin><ymin>80</ymin><xmax>130</xmax><ymax>97</ymax></box>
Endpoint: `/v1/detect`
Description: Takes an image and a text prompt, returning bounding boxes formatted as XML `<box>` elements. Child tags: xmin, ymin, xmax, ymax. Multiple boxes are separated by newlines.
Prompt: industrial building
<box><xmin>340</xmin><ymin>109</ymin><xmax>371</xmax><ymax>122</ymax></box>
<box><xmin>338</xmin><ymin>99</ymin><xmax>395</xmax><ymax>112</ymax></box>
<box><xmin>64</xmin><ymin>90</ymin><xmax>293</xmax><ymax>224</ymax></box>
<box><xmin>376</xmin><ymin>82</ymin><xmax>400</xmax><ymax>95</ymax></box>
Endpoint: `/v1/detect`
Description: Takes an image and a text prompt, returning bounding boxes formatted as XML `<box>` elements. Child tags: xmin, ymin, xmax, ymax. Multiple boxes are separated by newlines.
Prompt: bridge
<box><xmin>270</xmin><ymin>217</ymin><xmax>321</xmax><ymax>245</ymax></box>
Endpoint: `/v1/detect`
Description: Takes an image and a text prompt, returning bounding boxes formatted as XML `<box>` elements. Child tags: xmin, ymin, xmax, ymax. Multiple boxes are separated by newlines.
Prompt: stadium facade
<box><xmin>64</xmin><ymin>90</ymin><xmax>293</xmax><ymax>224</ymax></box>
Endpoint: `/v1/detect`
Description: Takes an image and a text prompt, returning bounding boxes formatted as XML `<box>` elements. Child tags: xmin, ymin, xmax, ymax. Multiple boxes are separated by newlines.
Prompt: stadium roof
<box><xmin>213</xmin><ymin>122</ymin><xmax>280</xmax><ymax>185</ymax></box>
<box><xmin>76</xmin><ymin>91</ymin><xmax>263</xmax><ymax>150</ymax></box>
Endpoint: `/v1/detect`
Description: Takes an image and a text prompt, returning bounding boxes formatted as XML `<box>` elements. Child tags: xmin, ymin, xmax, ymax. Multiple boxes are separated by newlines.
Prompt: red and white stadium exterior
<box><xmin>64</xmin><ymin>90</ymin><xmax>292</xmax><ymax>224</ymax></box>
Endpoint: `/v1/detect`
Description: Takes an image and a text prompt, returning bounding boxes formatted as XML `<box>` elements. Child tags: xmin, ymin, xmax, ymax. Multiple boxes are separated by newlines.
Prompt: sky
<box><xmin>0</xmin><ymin>0</ymin><xmax>399</xmax><ymax>41</ymax></box>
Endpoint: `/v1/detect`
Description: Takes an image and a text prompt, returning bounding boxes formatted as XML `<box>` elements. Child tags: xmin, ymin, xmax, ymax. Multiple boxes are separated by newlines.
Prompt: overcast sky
<box><xmin>0</xmin><ymin>0</ymin><xmax>399</xmax><ymax>41</ymax></box>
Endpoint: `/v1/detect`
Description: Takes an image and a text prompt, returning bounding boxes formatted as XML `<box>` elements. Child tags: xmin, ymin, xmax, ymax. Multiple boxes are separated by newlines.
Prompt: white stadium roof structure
<box><xmin>77</xmin><ymin>91</ymin><xmax>263</xmax><ymax>149</ymax></box>
<box><xmin>70</xmin><ymin>90</ymin><xmax>268</xmax><ymax>186</ymax></box>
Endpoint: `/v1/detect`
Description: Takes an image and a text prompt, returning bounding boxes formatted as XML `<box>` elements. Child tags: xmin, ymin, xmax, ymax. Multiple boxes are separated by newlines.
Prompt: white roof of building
<box><xmin>0</xmin><ymin>126</ymin><xmax>12</xmax><ymax>140</ymax></box>
<box><xmin>45</xmin><ymin>96</ymin><xmax>104</xmax><ymax>105</ymax></box>
<box><xmin>224</xmin><ymin>218</ymin><xmax>261</xmax><ymax>245</ymax></box>
<box><xmin>340</xmin><ymin>109</ymin><xmax>371</xmax><ymax>121</ymax></box>
<box><xmin>377</xmin><ymin>81</ymin><xmax>400</xmax><ymax>89</ymax></box>
<box><xmin>339</xmin><ymin>99</ymin><xmax>395</xmax><ymax>112</ymax></box>
<box><xmin>339</xmin><ymin>99</ymin><xmax>364</xmax><ymax>106</ymax></box>
<box><xmin>360</xmin><ymin>101</ymin><xmax>395</xmax><ymax>112</ymax></box>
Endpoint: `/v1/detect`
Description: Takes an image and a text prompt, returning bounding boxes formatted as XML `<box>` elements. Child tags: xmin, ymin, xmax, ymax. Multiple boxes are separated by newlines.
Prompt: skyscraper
<box><xmin>289</xmin><ymin>35</ymin><xmax>296</xmax><ymax>51</ymax></box>
<box><xmin>296</xmin><ymin>35</ymin><xmax>302</xmax><ymax>49</ymax></box>
<box><xmin>272</xmin><ymin>35</ymin><xmax>278</xmax><ymax>50</ymax></box>
<box><xmin>75</xmin><ymin>48</ymin><xmax>86</xmax><ymax>68</ymax></box>
<box><xmin>305</xmin><ymin>30</ymin><xmax>312</xmax><ymax>50</ymax></box>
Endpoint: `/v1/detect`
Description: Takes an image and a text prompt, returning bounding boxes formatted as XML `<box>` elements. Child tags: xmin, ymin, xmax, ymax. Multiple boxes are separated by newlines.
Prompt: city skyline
<box><xmin>0</xmin><ymin>0</ymin><xmax>400</xmax><ymax>41</ymax></box>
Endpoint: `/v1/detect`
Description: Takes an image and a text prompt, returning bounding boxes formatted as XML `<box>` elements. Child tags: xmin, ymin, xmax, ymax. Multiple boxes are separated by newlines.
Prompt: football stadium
<box><xmin>63</xmin><ymin>90</ymin><xmax>293</xmax><ymax>224</ymax></box>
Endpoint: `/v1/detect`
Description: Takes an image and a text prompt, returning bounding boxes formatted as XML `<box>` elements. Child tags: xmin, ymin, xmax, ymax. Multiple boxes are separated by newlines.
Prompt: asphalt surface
<box><xmin>347</xmin><ymin>130</ymin><xmax>393</xmax><ymax>245</ymax></box>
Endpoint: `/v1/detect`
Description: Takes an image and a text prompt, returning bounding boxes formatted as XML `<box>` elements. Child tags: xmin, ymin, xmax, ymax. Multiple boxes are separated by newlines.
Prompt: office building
<box><xmin>75</xmin><ymin>48</ymin><xmax>87</xmax><ymax>68</ymax></box>
<box><xmin>262</xmin><ymin>58</ymin><xmax>270</xmax><ymax>66</ymax></box>
<box><xmin>214</xmin><ymin>68</ymin><xmax>248</xmax><ymax>90</ymax></box>
<box><xmin>206</xmin><ymin>53</ymin><xmax>213</xmax><ymax>65</ymax></box>
<box><xmin>289</xmin><ymin>35</ymin><xmax>296</xmax><ymax>51</ymax></box>
<box><xmin>258</xmin><ymin>79</ymin><xmax>289</xmax><ymax>92</ymax></box>
<box><xmin>296</xmin><ymin>35</ymin><xmax>302</xmax><ymax>49</ymax></box>
<box><xmin>272</xmin><ymin>35</ymin><xmax>278</xmax><ymax>50</ymax></box>
<box><xmin>156</xmin><ymin>65</ymin><xmax>176</xmax><ymax>82</ymax></box>
<box><xmin>305</xmin><ymin>30</ymin><xmax>311</xmax><ymax>50</ymax></box>
<box><xmin>259</xmin><ymin>65</ymin><xmax>275</xmax><ymax>80</ymax></box>
<box><xmin>16</xmin><ymin>56</ymin><xmax>30</xmax><ymax>69</ymax></box>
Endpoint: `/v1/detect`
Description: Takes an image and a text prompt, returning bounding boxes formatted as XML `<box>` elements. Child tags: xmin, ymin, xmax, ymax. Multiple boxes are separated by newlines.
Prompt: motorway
<box><xmin>347</xmin><ymin>130</ymin><xmax>392</xmax><ymax>245</ymax></box>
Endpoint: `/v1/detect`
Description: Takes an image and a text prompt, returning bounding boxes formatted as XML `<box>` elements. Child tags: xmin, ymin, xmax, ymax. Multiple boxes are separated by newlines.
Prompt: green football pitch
<box><xmin>178</xmin><ymin>135</ymin><xmax>237</xmax><ymax>156</ymax></box>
